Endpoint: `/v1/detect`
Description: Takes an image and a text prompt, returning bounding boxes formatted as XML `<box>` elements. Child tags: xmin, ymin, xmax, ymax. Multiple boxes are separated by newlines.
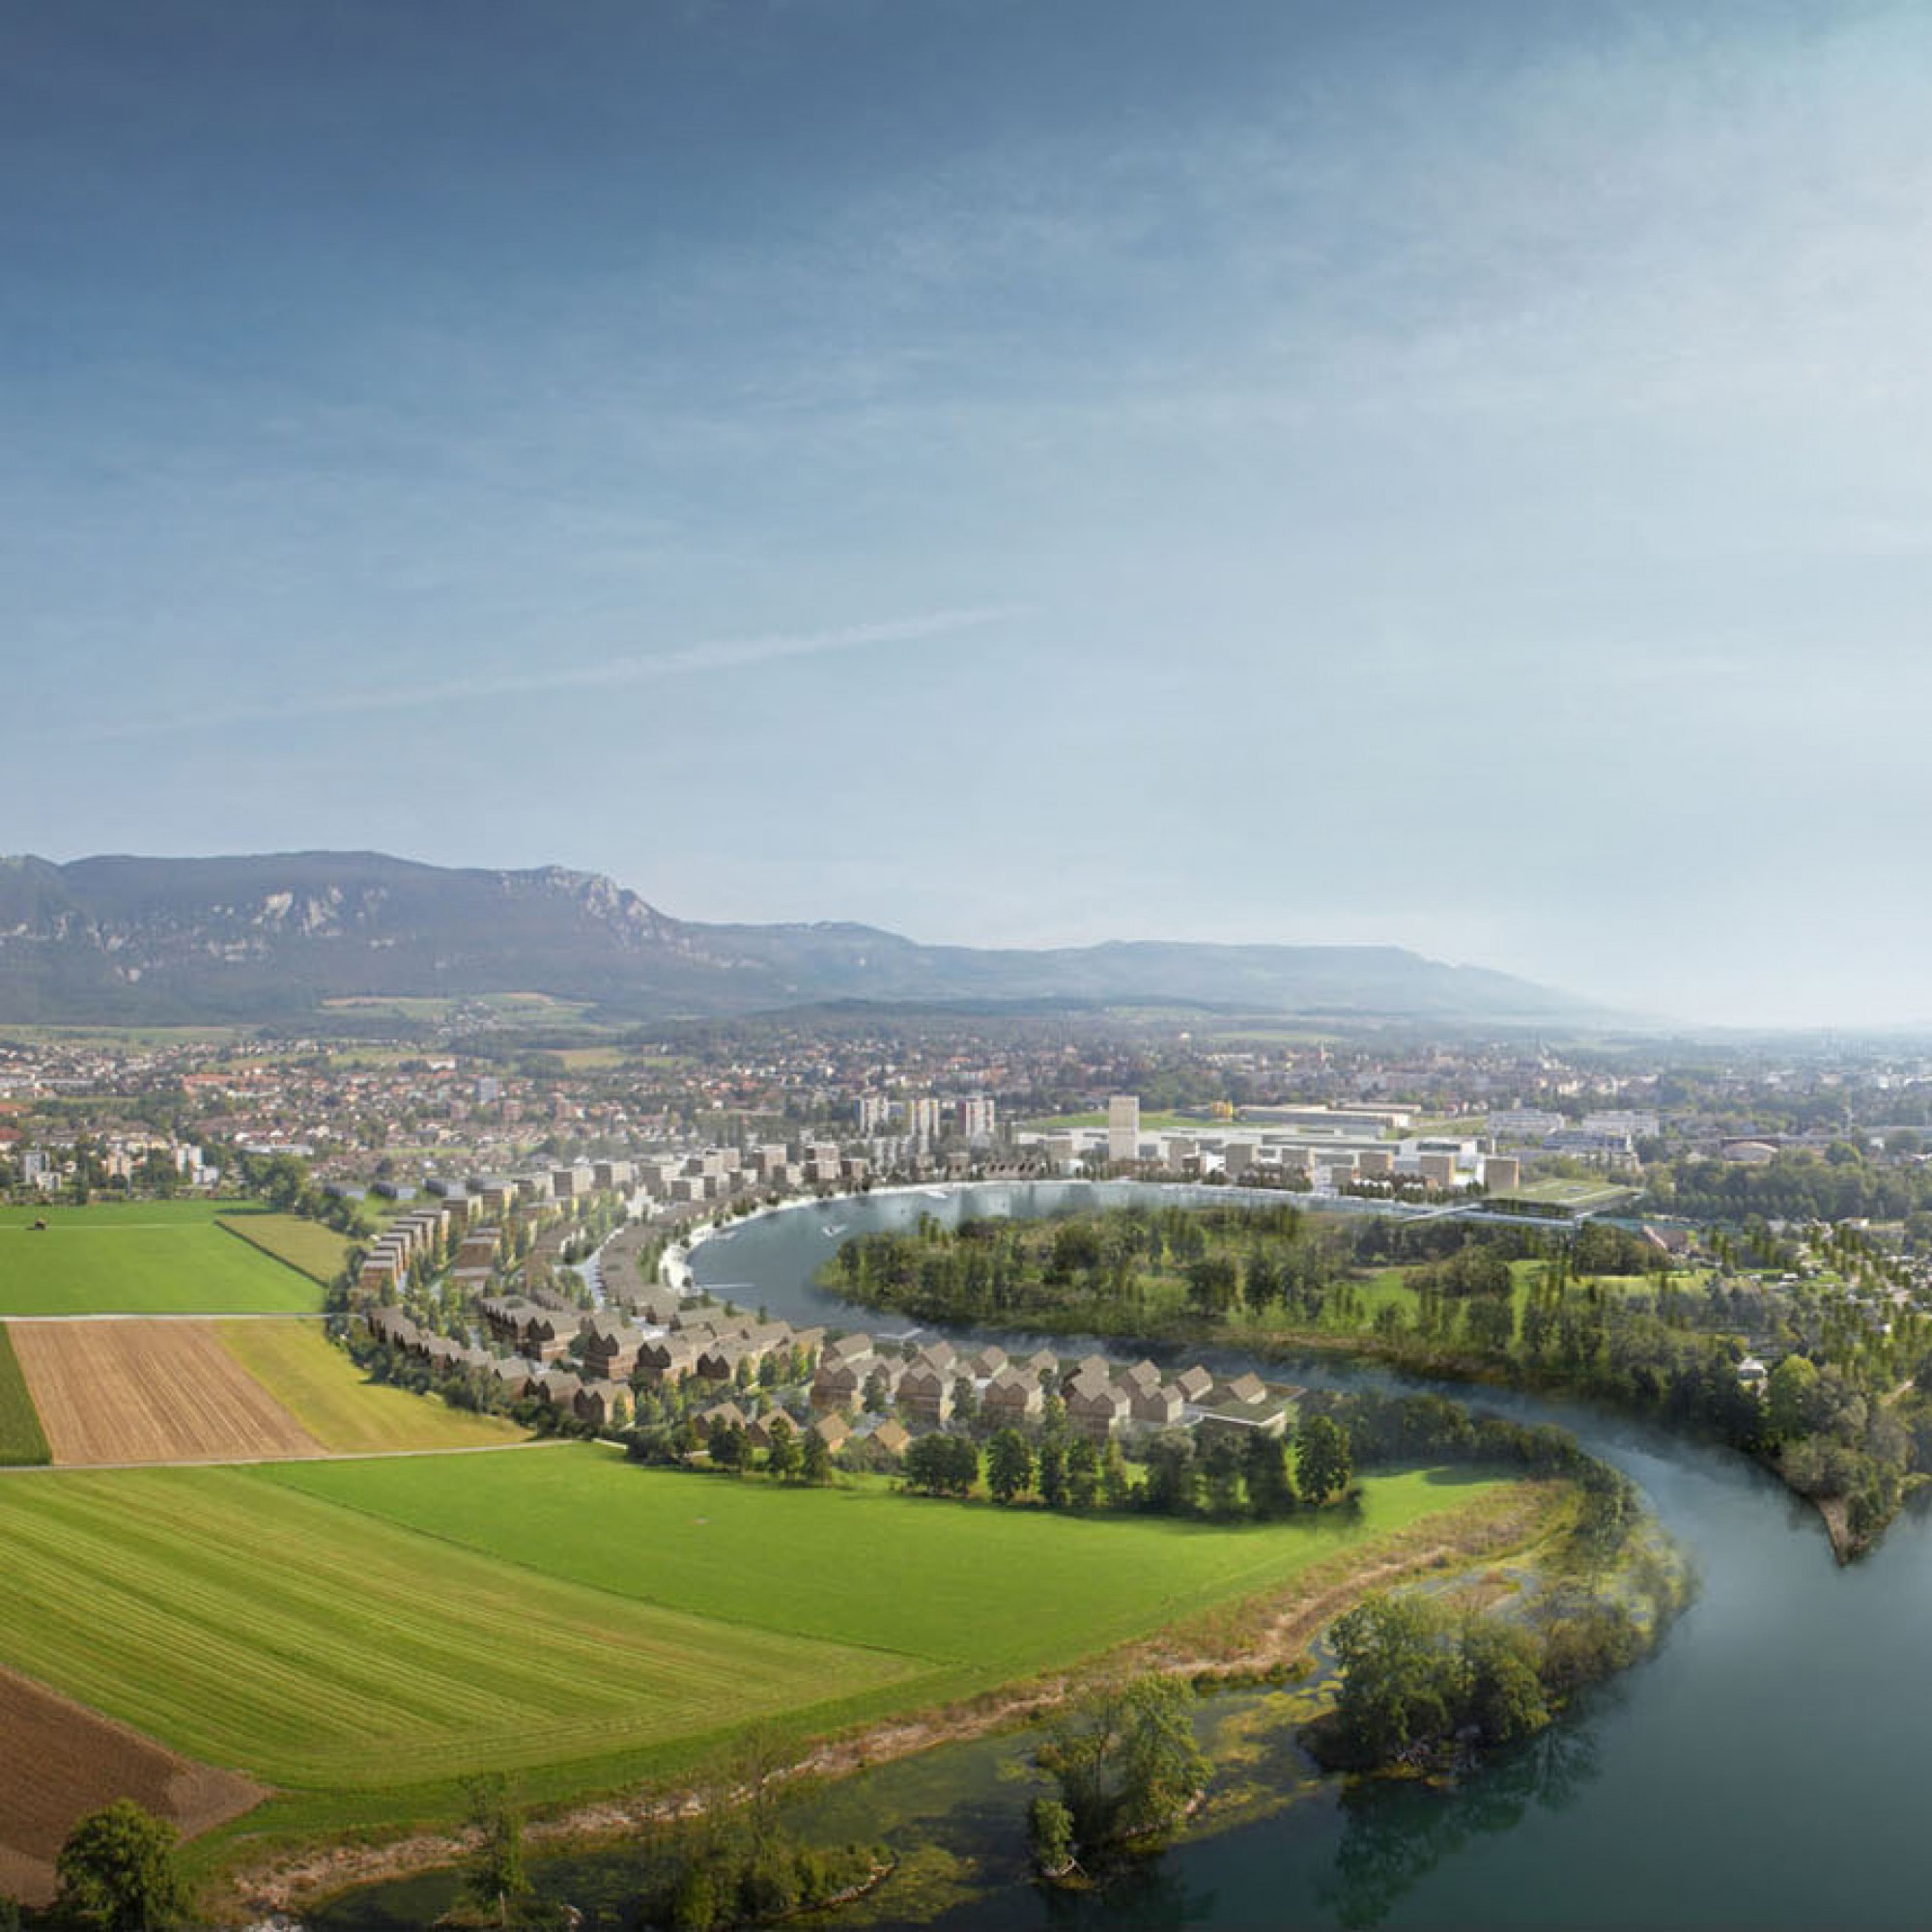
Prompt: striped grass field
<box><xmin>214</xmin><ymin>1321</ymin><xmax>524</xmax><ymax>1454</ymax></box>
<box><xmin>214</xmin><ymin>1213</ymin><xmax>354</xmax><ymax>1287</ymax></box>
<box><xmin>0</xmin><ymin>1467</ymin><xmax>917</xmax><ymax>1793</ymax></box>
<box><xmin>0</xmin><ymin>1328</ymin><xmax>50</xmax><ymax>1465</ymax></box>
<box><xmin>266</xmin><ymin>1445</ymin><xmax>1504</xmax><ymax>1690</ymax></box>
<box><xmin>0</xmin><ymin>1204</ymin><xmax>322</xmax><ymax>1316</ymax></box>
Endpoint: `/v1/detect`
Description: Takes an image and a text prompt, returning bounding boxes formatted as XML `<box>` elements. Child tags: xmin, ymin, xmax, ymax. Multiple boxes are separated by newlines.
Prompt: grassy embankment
<box><xmin>0</xmin><ymin>1445</ymin><xmax>1516</xmax><ymax>1868</ymax></box>
<box><xmin>215</xmin><ymin>1321</ymin><xmax>525</xmax><ymax>1454</ymax></box>
<box><xmin>0</xmin><ymin>1203</ymin><xmax>323</xmax><ymax>1315</ymax></box>
<box><xmin>0</xmin><ymin>1327</ymin><xmax>51</xmax><ymax>1465</ymax></box>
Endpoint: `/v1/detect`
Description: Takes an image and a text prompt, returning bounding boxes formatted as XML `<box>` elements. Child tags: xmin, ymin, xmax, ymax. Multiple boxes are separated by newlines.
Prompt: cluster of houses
<box><xmin>809</xmin><ymin>1335</ymin><xmax>1291</xmax><ymax>1444</ymax></box>
<box><xmin>362</xmin><ymin>1272</ymin><xmax>1298</xmax><ymax>1463</ymax></box>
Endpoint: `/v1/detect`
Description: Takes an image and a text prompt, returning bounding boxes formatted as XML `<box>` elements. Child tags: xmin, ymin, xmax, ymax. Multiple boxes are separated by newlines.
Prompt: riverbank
<box><xmin>225</xmin><ymin>1475</ymin><xmax>1568</xmax><ymax>1922</ymax></box>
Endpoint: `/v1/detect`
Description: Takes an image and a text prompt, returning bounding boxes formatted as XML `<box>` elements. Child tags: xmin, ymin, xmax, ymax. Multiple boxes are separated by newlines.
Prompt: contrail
<box><xmin>85</xmin><ymin>604</ymin><xmax>1028</xmax><ymax>742</ymax></box>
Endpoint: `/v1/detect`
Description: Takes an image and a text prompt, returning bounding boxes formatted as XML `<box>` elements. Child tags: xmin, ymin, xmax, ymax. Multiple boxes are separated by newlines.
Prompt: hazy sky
<box><xmin>5</xmin><ymin>0</ymin><xmax>1930</xmax><ymax>1027</ymax></box>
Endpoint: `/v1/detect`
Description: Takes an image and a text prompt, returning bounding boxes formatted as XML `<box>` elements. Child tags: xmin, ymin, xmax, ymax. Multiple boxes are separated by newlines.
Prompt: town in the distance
<box><xmin>5</xmin><ymin>979</ymin><xmax>1931</xmax><ymax>1928</ymax></box>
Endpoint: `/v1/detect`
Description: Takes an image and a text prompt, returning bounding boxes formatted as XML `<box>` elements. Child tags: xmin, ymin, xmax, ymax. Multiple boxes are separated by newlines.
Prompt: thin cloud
<box><xmin>83</xmin><ymin>605</ymin><xmax>1027</xmax><ymax>743</ymax></box>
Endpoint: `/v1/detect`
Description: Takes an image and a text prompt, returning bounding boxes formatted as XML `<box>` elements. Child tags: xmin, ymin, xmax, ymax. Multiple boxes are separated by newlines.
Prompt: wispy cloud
<box><xmin>83</xmin><ymin>604</ymin><xmax>1027</xmax><ymax>743</ymax></box>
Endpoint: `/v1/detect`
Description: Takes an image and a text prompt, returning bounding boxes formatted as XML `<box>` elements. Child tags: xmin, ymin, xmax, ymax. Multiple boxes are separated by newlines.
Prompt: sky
<box><xmin>4</xmin><ymin>0</ymin><xmax>1931</xmax><ymax>1029</ymax></box>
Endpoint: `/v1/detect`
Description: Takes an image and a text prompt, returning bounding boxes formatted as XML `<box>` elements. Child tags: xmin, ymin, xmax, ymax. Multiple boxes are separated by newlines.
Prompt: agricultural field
<box><xmin>268</xmin><ymin>1446</ymin><xmax>1502</xmax><ymax>1690</ymax></box>
<box><xmin>0</xmin><ymin>1202</ymin><xmax>323</xmax><ymax>1315</ymax></box>
<box><xmin>0</xmin><ymin>1464</ymin><xmax>921</xmax><ymax>1810</ymax></box>
<box><xmin>0</xmin><ymin>1327</ymin><xmax>50</xmax><ymax>1465</ymax></box>
<box><xmin>0</xmin><ymin>1448</ymin><xmax>1515</xmax><ymax>1868</ymax></box>
<box><xmin>0</xmin><ymin>1666</ymin><xmax>263</xmax><ymax>1910</ymax></box>
<box><xmin>215</xmin><ymin>1212</ymin><xmax>354</xmax><ymax>1287</ymax></box>
<box><xmin>11</xmin><ymin>1322</ymin><xmax>321</xmax><ymax>1464</ymax></box>
<box><xmin>215</xmin><ymin>1321</ymin><xmax>524</xmax><ymax>1453</ymax></box>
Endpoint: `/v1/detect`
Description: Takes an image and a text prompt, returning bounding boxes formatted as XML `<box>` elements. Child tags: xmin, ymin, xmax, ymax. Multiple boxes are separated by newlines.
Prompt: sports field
<box><xmin>215</xmin><ymin>1321</ymin><xmax>523</xmax><ymax>1453</ymax></box>
<box><xmin>0</xmin><ymin>1466</ymin><xmax>918</xmax><ymax>1798</ymax></box>
<box><xmin>0</xmin><ymin>1203</ymin><xmax>324</xmax><ymax>1315</ymax></box>
<box><xmin>11</xmin><ymin>1322</ymin><xmax>321</xmax><ymax>1464</ymax></box>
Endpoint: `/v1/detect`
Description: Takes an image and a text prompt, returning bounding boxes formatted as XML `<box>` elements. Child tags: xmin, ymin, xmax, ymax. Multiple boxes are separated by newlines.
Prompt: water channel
<box><xmin>318</xmin><ymin>1182</ymin><xmax>1932</xmax><ymax>1928</ymax></box>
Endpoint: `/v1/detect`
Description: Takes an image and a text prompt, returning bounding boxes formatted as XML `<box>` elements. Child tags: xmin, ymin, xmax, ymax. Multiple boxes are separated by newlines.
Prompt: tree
<box><xmin>1065</xmin><ymin>1435</ymin><xmax>1101</xmax><ymax>1511</ymax></box>
<box><xmin>1026</xmin><ymin>1797</ymin><xmax>1077</xmax><ymax>1879</ymax></box>
<box><xmin>1241</xmin><ymin>1429</ymin><xmax>1295</xmax><ymax>1518</ymax></box>
<box><xmin>1295</xmin><ymin>1414</ymin><xmax>1352</xmax><ymax>1506</ymax></box>
<box><xmin>985</xmin><ymin>1427</ymin><xmax>1036</xmax><ymax>1504</ymax></box>
<box><xmin>1142</xmin><ymin>1429</ymin><xmax>1199</xmax><ymax>1516</ymax></box>
<box><xmin>1035</xmin><ymin>1674</ymin><xmax>1208</xmax><ymax>1864</ymax></box>
<box><xmin>1200</xmin><ymin>1433</ymin><xmax>1244</xmax><ymax>1518</ymax></box>
<box><xmin>1037</xmin><ymin>1436</ymin><xmax>1068</xmax><ymax>1508</ymax></box>
<box><xmin>462</xmin><ymin>1776</ymin><xmax>531</xmax><ymax>1928</ymax></box>
<box><xmin>800</xmin><ymin>1430</ymin><xmax>833</xmax><ymax>1485</ymax></box>
<box><xmin>765</xmin><ymin>1414</ymin><xmax>803</xmax><ymax>1482</ymax></box>
<box><xmin>55</xmin><ymin>1800</ymin><xmax>188</xmax><ymax>1931</ymax></box>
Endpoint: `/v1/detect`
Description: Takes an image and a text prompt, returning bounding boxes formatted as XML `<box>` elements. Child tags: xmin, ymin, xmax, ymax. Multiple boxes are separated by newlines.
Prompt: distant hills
<box><xmin>0</xmin><ymin>852</ymin><xmax>1599</xmax><ymax>1027</ymax></box>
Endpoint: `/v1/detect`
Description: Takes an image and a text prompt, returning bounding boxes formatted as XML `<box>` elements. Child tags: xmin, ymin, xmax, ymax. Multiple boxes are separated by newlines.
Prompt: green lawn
<box><xmin>0</xmin><ymin>1327</ymin><xmax>50</xmax><ymax>1464</ymax></box>
<box><xmin>215</xmin><ymin>1321</ymin><xmax>526</xmax><ymax>1454</ymax></box>
<box><xmin>0</xmin><ymin>1202</ymin><xmax>323</xmax><ymax>1315</ymax></box>
<box><xmin>215</xmin><ymin>1213</ymin><xmax>354</xmax><ymax>1287</ymax></box>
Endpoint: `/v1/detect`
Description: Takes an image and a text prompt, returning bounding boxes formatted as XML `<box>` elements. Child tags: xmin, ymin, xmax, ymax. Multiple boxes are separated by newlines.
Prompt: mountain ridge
<box><xmin>0</xmin><ymin>851</ymin><xmax>1603</xmax><ymax>1025</ymax></box>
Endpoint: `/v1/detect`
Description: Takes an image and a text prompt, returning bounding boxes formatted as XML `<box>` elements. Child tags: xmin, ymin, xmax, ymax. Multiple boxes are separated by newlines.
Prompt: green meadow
<box><xmin>0</xmin><ymin>1445</ymin><xmax>1508</xmax><ymax>1849</ymax></box>
<box><xmin>0</xmin><ymin>1202</ymin><xmax>323</xmax><ymax>1314</ymax></box>
<box><xmin>0</xmin><ymin>1465</ymin><xmax>915</xmax><ymax>1804</ymax></box>
<box><xmin>214</xmin><ymin>1211</ymin><xmax>354</xmax><ymax>1287</ymax></box>
<box><xmin>266</xmin><ymin>1445</ymin><xmax>1499</xmax><ymax>1689</ymax></box>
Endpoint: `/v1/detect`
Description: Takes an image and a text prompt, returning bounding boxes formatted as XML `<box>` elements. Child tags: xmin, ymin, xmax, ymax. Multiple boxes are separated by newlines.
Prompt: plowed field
<box><xmin>11</xmin><ymin>1321</ymin><xmax>321</xmax><ymax>1464</ymax></box>
<box><xmin>0</xmin><ymin>1665</ymin><xmax>264</xmax><ymax>1907</ymax></box>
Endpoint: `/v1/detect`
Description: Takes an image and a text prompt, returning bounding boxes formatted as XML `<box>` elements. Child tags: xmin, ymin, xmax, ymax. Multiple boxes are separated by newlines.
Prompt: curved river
<box><xmin>321</xmin><ymin>1183</ymin><xmax>1932</xmax><ymax>1929</ymax></box>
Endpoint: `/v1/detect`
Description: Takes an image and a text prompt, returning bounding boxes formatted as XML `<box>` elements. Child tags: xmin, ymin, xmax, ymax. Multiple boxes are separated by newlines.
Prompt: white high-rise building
<box><xmin>959</xmin><ymin>1094</ymin><xmax>997</xmax><ymax>1143</ymax></box>
<box><xmin>1107</xmin><ymin>1094</ymin><xmax>1141</xmax><ymax>1164</ymax></box>
<box><xmin>905</xmin><ymin>1096</ymin><xmax>942</xmax><ymax>1141</ymax></box>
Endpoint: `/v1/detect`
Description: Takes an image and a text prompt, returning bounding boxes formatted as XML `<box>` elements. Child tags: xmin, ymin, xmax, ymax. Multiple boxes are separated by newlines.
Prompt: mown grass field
<box><xmin>0</xmin><ymin>1448</ymin><xmax>1512</xmax><ymax>1859</ymax></box>
<box><xmin>0</xmin><ymin>1203</ymin><xmax>323</xmax><ymax>1315</ymax></box>
<box><xmin>215</xmin><ymin>1212</ymin><xmax>353</xmax><ymax>1287</ymax></box>
<box><xmin>0</xmin><ymin>1328</ymin><xmax>50</xmax><ymax>1465</ymax></box>
<box><xmin>0</xmin><ymin>1466</ymin><xmax>917</xmax><ymax>1799</ymax></box>
<box><xmin>215</xmin><ymin>1321</ymin><xmax>524</xmax><ymax>1453</ymax></box>
<box><xmin>266</xmin><ymin>1446</ymin><xmax>1501</xmax><ymax>1686</ymax></box>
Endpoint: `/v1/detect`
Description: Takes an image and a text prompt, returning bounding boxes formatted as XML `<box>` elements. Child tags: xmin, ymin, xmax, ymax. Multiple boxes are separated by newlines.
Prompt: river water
<box><xmin>318</xmin><ymin>1182</ymin><xmax>1932</xmax><ymax>1928</ymax></box>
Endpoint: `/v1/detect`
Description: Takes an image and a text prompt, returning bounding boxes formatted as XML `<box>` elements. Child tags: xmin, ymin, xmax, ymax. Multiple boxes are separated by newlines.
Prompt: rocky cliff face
<box><xmin>0</xmin><ymin>851</ymin><xmax>1589</xmax><ymax>1024</ymax></box>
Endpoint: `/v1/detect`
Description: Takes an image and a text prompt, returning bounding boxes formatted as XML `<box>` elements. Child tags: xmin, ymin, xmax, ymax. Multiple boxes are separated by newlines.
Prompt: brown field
<box><xmin>10</xmin><ymin>1321</ymin><xmax>322</xmax><ymax>1465</ymax></box>
<box><xmin>0</xmin><ymin>1664</ymin><xmax>265</xmax><ymax>1906</ymax></box>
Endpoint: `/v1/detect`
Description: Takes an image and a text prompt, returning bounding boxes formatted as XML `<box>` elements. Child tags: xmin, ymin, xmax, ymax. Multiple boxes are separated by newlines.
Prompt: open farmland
<box><xmin>0</xmin><ymin>1665</ymin><xmax>264</xmax><ymax>1909</ymax></box>
<box><xmin>0</xmin><ymin>1328</ymin><xmax>50</xmax><ymax>1464</ymax></box>
<box><xmin>11</xmin><ymin>1322</ymin><xmax>321</xmax><ymax>1464</ymax></box>
<box><xmin>215</xmin><ymin>1321</ymin><xmax>524</xmax><ymax>1453</ymax></box>
<box><xmin>215</xmin><ymin>1212</ymin><xmax>354</xmax><ymax>1286</ymax></box>
<box><xmin>268</xmin><ymin>1445</ymin><xmax>1504</xmax><ymax>1689</ymax></box>
<box><xmin>0</xmin><ymin>1203</ymin><xmax>323</xmax><ymax>1315</ymax></box>
<box><xmin>0</xmin><ymin>1467</ymin><xmax>919</xmax><ymax>1807</ymax></box>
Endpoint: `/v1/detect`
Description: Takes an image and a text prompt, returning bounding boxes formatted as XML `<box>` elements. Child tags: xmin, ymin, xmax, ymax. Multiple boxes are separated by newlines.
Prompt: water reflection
<box><xmin>1319</xmin><ymin>1720</ymin><xmax>1603</xmax><ymax>1929</ymax></box>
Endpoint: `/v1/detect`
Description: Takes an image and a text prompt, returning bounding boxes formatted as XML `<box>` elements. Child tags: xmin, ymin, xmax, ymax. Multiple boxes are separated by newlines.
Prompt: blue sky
<box><xmin>5</xmin><ymin>0</ymin><xmax>1931</xmax><ymax>1027</ymax></box>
